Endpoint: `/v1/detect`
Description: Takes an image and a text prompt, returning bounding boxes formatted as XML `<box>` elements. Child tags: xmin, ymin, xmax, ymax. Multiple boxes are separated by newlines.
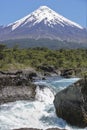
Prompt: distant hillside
<box><xmin>1</xmin><ymin>39</ymin><xmax>87</xmax><ymax>49</ymax></box>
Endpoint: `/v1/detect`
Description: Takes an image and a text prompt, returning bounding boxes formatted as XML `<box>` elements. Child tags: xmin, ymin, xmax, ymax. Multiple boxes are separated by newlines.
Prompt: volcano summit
<box><xmin>0</xmin><ymin>6</ymin><xmax>87</xmax><ymax>44</ymax></box>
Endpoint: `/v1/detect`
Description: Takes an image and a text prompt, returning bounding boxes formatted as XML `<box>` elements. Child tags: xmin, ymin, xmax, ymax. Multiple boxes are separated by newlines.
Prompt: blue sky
<box><xmin>0</xmin><ymin>0</ymin><xmax>86</xmax><ymax>28</ymax></box>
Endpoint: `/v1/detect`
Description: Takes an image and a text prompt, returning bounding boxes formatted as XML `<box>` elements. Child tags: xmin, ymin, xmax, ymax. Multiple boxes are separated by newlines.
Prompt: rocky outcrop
<box><xmin>37</xmin><ymin>65</ymin><xmax>60</xmax><ymax>77</ymax></box>
<box><xmin>0</xmin><ymin>70</ymin><xmax>37</xmax><ymax>104</ymax></box>
<box><xmin>54</xmin><ymin>78</ymin><xmax>87</xmax><ymax>128</ymax></box>
<box><xmin>60</xmin><ymin>68</ymin><xmax>87</xmax><ymax>78</ymax></box>
<box><xmin>0</xmin><ymin>84</ymin><xmax>36</xmax><ymax>104</ymax></box>
<box><xmin>37</xmin><ymin>65</ymin><xmax>56</xmax><ymax>72</ymax></box>
<box><xmin>0</xmin><ymin>69</ymin><xmax>37</xmax><ymax>83</ymax></box>
<box><xmin>61</xmin><ymin>69</ymin><xmax>76</xmax><ymax>78</ymax></box>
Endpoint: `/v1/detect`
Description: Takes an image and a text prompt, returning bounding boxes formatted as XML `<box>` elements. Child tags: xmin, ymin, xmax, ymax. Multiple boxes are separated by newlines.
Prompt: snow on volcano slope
<box><xmin>0</xmin><ymin>6</ymin><xmax>87</xmax><ymax>43</ymax></box>
<box><xmin>8</xmin><ymin>6</ymin><xmax>83</xmax><ymax>30</ymax></box>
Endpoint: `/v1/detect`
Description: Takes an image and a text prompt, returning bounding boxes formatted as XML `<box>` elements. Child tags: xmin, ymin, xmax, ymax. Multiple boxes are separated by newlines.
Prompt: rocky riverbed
<box><xmin>0</xmin><ymin>67</ymin><xmax>60</xmax><ymax>104</ymax></box>
<box><xmin>0</xmin><ymin>68</ymin><xmax>87</xmax><ymax>129</ymax></box>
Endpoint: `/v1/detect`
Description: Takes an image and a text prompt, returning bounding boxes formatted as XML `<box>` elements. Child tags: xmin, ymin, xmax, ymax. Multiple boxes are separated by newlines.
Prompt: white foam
<box><xmin>0</xmin><ymin>77</ymin><xmax>86</xmax><ymax>130</ymax></box>
<box><xmin>35</xmin><ymin>86</ymin><xmax>54</xmax><ymax>104</ymax></box>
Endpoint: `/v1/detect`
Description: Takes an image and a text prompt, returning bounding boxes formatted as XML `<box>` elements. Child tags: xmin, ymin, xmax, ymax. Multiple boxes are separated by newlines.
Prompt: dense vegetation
<box><xmin>0</xmin><ymin>44</ymin><xmax>87</xmax><ymax>71</ymax></box>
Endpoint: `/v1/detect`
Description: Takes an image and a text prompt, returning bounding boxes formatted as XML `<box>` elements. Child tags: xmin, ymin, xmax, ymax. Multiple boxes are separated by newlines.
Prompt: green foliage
<box><xmin>0</xmin><ymin>46</ymin><xmax>87</xmax><ymax>70</ymax></box>
<box><xmin>0</xmin><ymin>44</ymin><xmax>6</xmax><ymax>51</ymax></box>
<box><xmin>0</xmin><ymin>44</ymin><xmax>7</xmax><ymax>60</ymax></box>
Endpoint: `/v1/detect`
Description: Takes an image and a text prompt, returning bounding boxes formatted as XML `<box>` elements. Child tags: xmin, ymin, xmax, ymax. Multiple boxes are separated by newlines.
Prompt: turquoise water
<box><xmin>35</xmin><ymin>77</ymin><xmax>80</xmax><ymax>92</ymax></box>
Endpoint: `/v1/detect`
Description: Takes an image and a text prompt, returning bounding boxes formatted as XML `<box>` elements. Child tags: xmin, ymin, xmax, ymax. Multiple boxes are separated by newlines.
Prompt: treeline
<box><xmin>0</xmin><ymin>44</ymin><xmax>87</xmax><ymax>70</ymax></box>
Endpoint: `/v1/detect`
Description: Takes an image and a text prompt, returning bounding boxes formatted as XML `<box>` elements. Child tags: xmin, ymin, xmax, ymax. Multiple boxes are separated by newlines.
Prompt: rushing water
<box><xmin>0</xmin><ymin>77</ymin><xmax>86</xmax><ymax>130</ymax></box>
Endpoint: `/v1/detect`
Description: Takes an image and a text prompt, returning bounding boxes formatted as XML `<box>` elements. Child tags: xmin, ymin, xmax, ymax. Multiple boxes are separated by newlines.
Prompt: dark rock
<box><xmin>13</xmin><ymin>128</ymin><xmax>42</xmax><ymax>130</ymax></box>
<box><xmin>0</xmin><ymin>69</ymin><xmax>38</xmax><ymax>86</ymax></box>
<box><xmin>22</xmin><ymin>69</ymin><xmax>37</xmax><ymax>81</ymax></box>
<box><xmin>13</xmin><ymin>128</ymin><xmax>66</xmax><ymax>130</ymax></box>
<box><xmin>0</xmin><ymin>84</ymin><xmax>36</xmax><ymax>104</ymax></box>
<box><xmin>54</xmin><ymin>79</ymin><xmax>87</xmax><ymax>128</ymax></box>
<box><xmin>0</xmin><ymin>70</ymin><xmax>22</xmax><ymax>75</ymax></box>
<box><xmin>37</xmin><ymin>65</ymin><xmax>60</xmax><ymax>78</ymax></box>
<box><xmin>37</xmin><ymin>65</ymin><xmax>55</xmax><ymax>72</ymax></box>
<box><xmin>61</xmin><ymin>69</ymin><xmax>76</xmax><ymax>78</ymax></box>
<box><xmin>47</xmin><ymin>128</ymin><xmax>66</xmax><ymax>130</ymax></box>
<box><xmin>0</xmin><ymin>69</ymin><xmax>38</xmax><ymax>104</ymax></box>
<box><xmin>37</xmin><ymin>65</ymin><xmax>62</xmax><ymax>78</ymax></box>
<box><xmin>60</xmin><ymin>68</ymin><xmax>87</xmax><ymax>78</ymax></box>
<box><xmin>42</xmin><ymin>77</ymin><xmax>46</xmax><ymax>80</ymax></box>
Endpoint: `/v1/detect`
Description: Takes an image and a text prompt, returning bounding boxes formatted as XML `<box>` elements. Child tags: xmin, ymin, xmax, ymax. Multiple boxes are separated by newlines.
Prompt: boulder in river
<box><xmin>54</xmin><ymin>78</ymin><xmax>87</xmax><ymax>128</ymax></box>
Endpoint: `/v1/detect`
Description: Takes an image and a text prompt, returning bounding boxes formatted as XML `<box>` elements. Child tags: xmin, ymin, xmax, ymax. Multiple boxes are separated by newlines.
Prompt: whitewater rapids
<box><xmin>0</xmin><ymin>77</ymin><xmax>86</xmax><ymax>130</ymax></box>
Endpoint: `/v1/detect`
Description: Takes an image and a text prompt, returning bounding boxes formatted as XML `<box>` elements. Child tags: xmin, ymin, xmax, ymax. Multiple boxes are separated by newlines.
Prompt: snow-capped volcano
<box><xmin>0</xmin><ymin>6</ymin><xmax>87</xmax><ymax>43</ymax></box>
<box><xmin>9</xmin><ymin>6</ymin><xmax>83</xmax><ymax>30</ymax></box>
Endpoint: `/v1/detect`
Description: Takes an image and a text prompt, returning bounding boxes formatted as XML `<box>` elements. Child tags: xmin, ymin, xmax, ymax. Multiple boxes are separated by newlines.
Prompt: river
<box><xmin>0</xmin><ymin>77</ymin><xmax>86</xmax><ymax>130</ymax></box>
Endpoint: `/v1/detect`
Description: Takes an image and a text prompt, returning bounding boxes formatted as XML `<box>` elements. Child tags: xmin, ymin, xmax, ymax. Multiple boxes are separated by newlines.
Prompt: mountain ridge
<box><xmin>0</xmin><ymin>6</ymin><xmax>87</xmax><ymax>44</ymax></box>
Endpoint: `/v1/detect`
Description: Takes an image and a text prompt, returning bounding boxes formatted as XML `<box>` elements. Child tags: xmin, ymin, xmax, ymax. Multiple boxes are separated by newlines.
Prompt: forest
<box><xmin>0</xmin><ymin>44</ymin><xmax>87</xmax><ymax>71</ymax></box>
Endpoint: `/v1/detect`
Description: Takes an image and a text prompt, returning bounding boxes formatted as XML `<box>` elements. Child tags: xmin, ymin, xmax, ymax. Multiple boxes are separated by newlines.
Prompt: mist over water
<box><xmin>0</xmin><ymin>77</ymin><xmax>86</xmax><ymax>130</ymax></box>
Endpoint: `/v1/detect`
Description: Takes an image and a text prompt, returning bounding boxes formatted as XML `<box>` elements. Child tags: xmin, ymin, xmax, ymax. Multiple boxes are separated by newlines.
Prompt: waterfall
<box><xmin>35</xmin><ymin>85</ymin><xmax>54</xmax><ymax>104</ymax></box>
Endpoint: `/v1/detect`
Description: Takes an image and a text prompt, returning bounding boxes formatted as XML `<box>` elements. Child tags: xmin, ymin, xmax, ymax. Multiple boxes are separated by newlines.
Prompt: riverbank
<box><xmin>0</xmin><ymin>69</ymin><xmax>37</xmax><ymax>104</ymax></box>
<box><xmin>0</xmin><ymin>46</ymin><xmax>87</xmax><ymax>78</ymax></box>
<box><xmin>0</xmin><ymin>67</ymin><xmax>86</xmax><ymax>105</ymax></box>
